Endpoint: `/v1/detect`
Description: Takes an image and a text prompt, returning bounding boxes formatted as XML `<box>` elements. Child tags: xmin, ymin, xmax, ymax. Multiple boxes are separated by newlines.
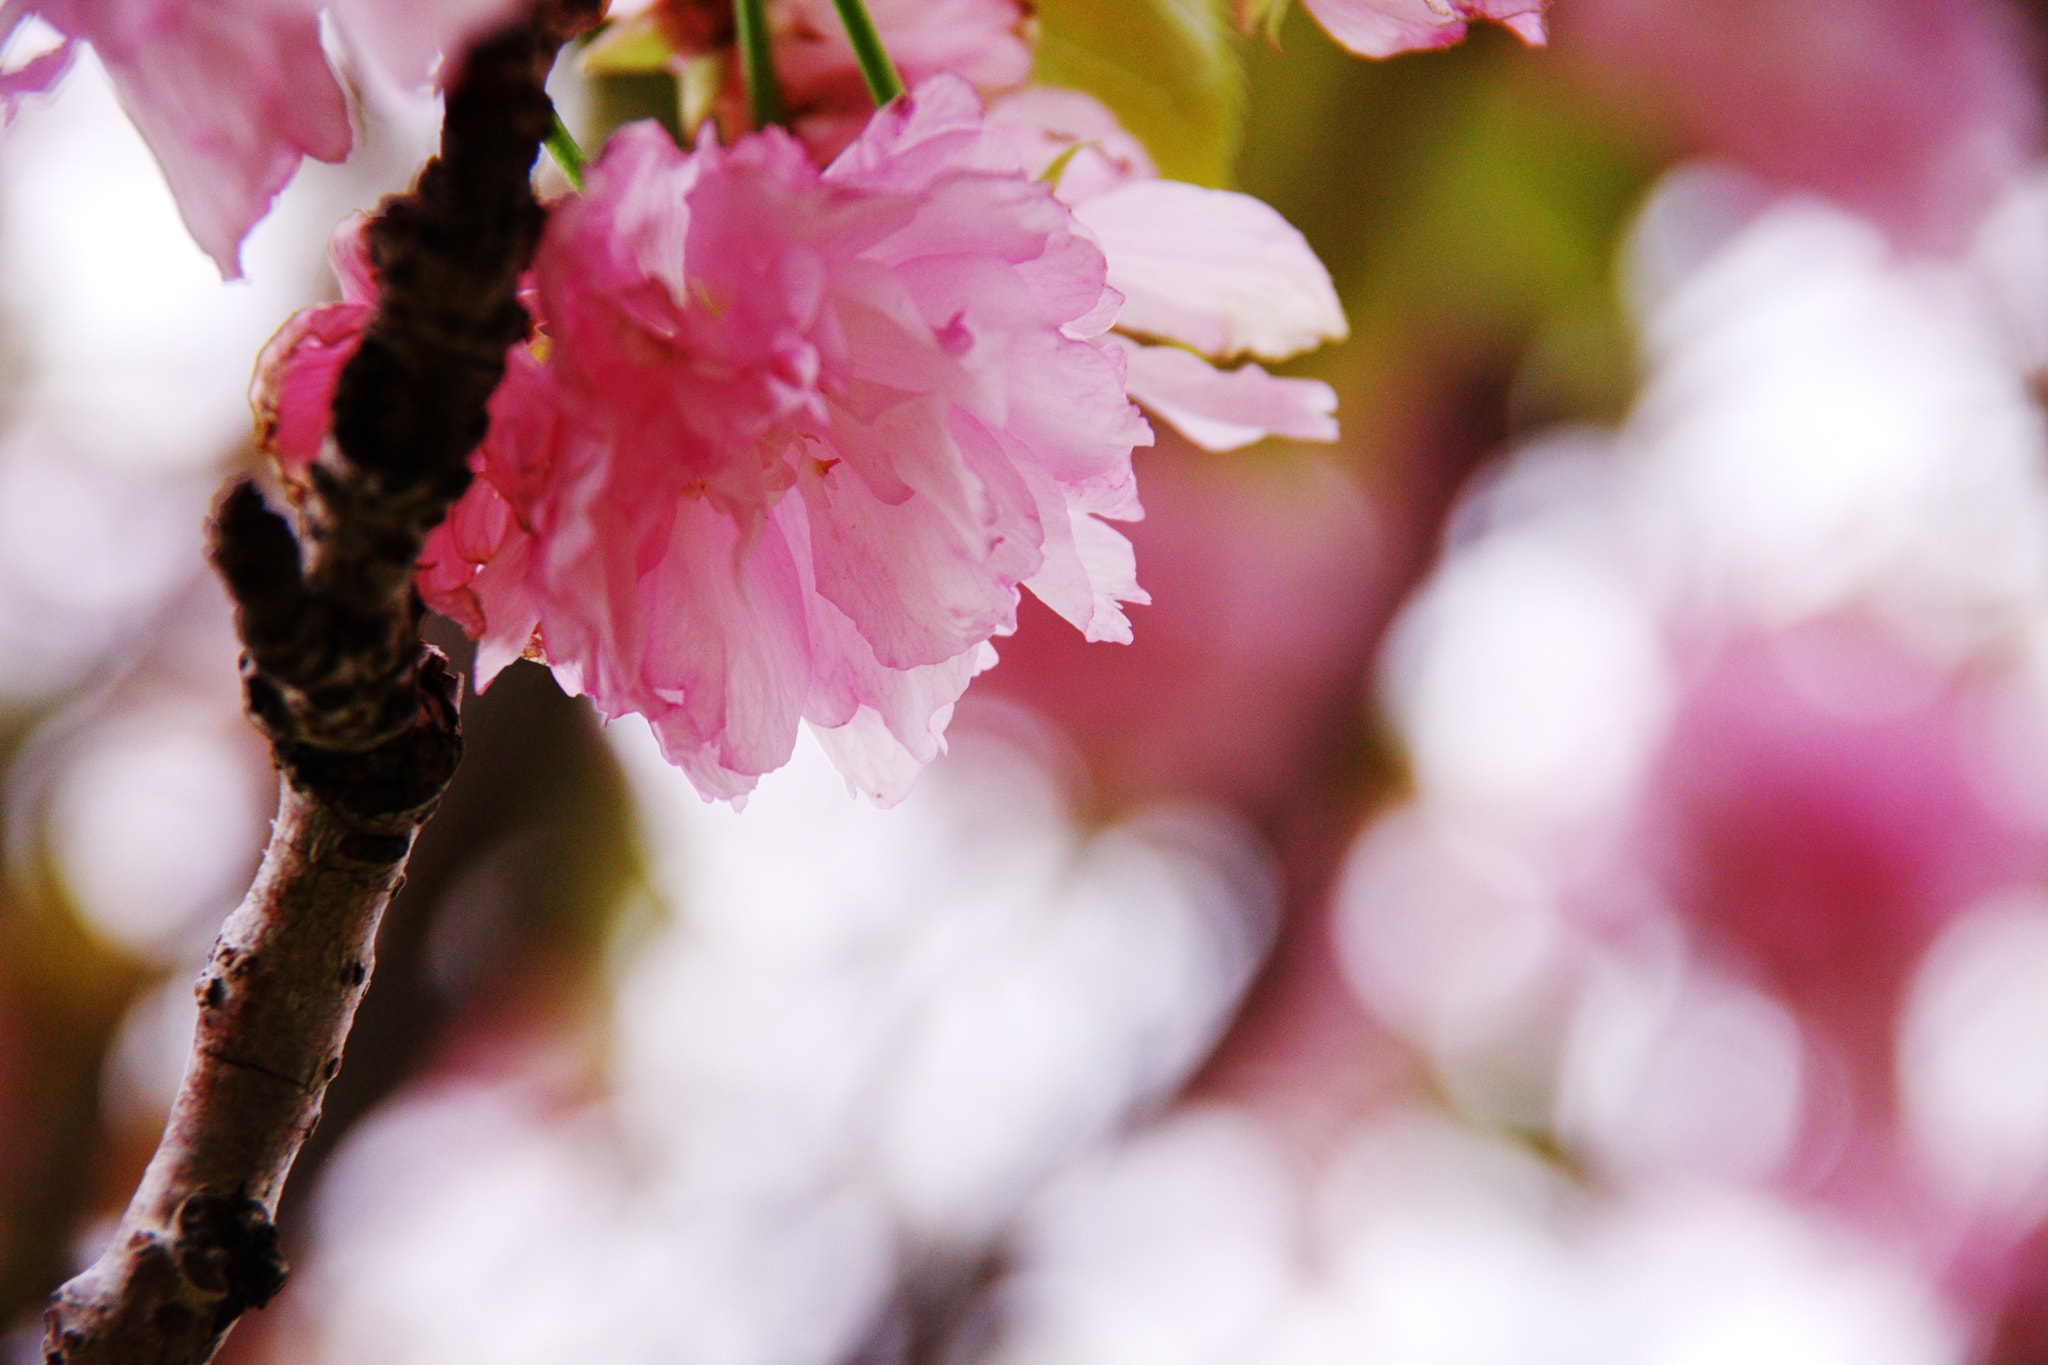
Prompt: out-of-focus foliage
<box><xmin>577</xmin><ymin>10</ymin><xmax>674</xmax><ymax>74</ymax></box>
<box><xmin>1240</xmin><ymin>15</ymin><xmax>1657</xmax><ymax>439</ymax></box>
<box><xmin>1235</xmin><ymin>0</ymin><xmax>1291</xmax><ymax>44</ymax></box>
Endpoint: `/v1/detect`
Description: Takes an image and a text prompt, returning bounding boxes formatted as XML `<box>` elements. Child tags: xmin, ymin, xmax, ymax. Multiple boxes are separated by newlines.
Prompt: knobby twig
<box><xmin>43</xmin><ymin>4</ymin><xmax>599</xmax><ymax>1361</ymax></box>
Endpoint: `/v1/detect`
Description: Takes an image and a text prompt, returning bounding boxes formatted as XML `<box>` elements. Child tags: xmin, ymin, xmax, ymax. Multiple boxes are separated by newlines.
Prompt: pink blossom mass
<box><xmin>262</xmin><ymin>75</ymin><xmax>1155</xmax><ymax>805</ymax></box>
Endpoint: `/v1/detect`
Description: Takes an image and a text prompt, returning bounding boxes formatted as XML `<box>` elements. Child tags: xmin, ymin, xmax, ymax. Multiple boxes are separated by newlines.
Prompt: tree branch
<box><xmin>43</xmin><ymin>5</ymin><xmax>598</xmax><ymax>1362</ymax></box>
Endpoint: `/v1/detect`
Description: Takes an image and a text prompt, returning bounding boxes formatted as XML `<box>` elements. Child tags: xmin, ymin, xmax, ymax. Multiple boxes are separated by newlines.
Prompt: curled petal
<box><xmin>1300</xmin><ymin>0</ymin><xmax>1546</xmax><ymax>58</ymax></box>
<box><xmin>0</xmin><ymin>16</ymin><xmax>76</xmax><ymax>119</ymax></box>
<box><xmin>1024</xmin><ymin>497</ymin><xmax>1148</xmax><ymax>645</ymax></box>
<box><xmin>1117</xmin><ymin>337</ymin><xmax>1339</xmax><ymax>451</ymax></box>
<box><xmin>250</xmin><ymin>301</ymin><xmax>373</xmax><ymax>479</ymax></box>
<box><xmin>1074</xmin><ymin>179</ymin><xmax>1348</xmax><ymax>362</ymax></box>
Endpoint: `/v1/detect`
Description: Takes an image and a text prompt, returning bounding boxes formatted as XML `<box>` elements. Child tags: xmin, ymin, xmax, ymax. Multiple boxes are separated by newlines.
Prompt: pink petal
<box><xmin>985</xmin><ymin>86</ymin><xmax>1158</xmax><ymax>205</ymax></box>
<box><xmin>807</xmin><ymin>655</ymin><xmax>987</xmax><ymax>807</ymax></box>
<box><xmin>331</xmin><ymin>0</ymin><xmax>527</xmax><ymax>90</ymax></box>
<box><xmin>1116</xmin><ymin>337</ymin><xmax>1339</xmax><ymax>452</ymax></box>
<box><xmin>326</xmin><ymin>214</ymin><xmax>380</xmax><ymax>303</ymax></box>
<box><xmin>0</xmin><ymin>18</ymin><xmax>76</xmax><ymax>117</ymax></box>
<box><xmin>250</xmin><ymin>300</ymin><xmax>373</xmax><ymax>478</ymax></box>
<box><xmin>34</xmin><ymin>0</ymin><xmax>352</xmax><ymax>277</ymax></box>
<box><xmin>800</xmin><ymin>397</ymin><xmax>1036</xmax><ymax>669</ymax></box>
<box><xmin>1495</xmin><ymin>7</ymin><xmax>1546</xmax><ymax>44</ymax></box>
<box><xmin>1022</xmin><ymin>494</ymin><xmax>1148</xmax><ymax>645</ymax></box>
<box><xmin>1074</xmin><ymin>179</ymin><xmax>1348</xmax><ymax>362</ymax></box>
<box><xmin>1299</xmin><ymin>0</ymin><xmax>1546</xmax><ymax>57</ymax></box>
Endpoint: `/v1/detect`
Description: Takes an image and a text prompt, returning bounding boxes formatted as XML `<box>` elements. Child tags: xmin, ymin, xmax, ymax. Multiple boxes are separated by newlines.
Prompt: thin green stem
<box><xmin>828</xmin><ymin>0</ymin><xmax>903</xmax><ymax>105</ymax></box>
<box><xmin>734</xmin><ymin>0</ymin><xmax>785</xmax><ymax>129</ymax></box>
<box><xmin>544</xmin><ymin>112</ymin><xmax>587</xmax><ymax>191</ymax></box>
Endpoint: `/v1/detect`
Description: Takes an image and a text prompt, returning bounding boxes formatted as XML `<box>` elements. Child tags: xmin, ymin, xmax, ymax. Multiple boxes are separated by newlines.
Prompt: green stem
<box><xmin>828</xmin><ymin>0</ymin><xmax>903</xmax><ymax>105</ymax></box>
<box><xmin>544</xmin><ymin>112</ymin><xmax>586</xmax><ymax>192</ymax></box>
<box><xmin>734</xmin><ymin>0</ymin><xmax>785</xmax><ymax>129</ymax></box>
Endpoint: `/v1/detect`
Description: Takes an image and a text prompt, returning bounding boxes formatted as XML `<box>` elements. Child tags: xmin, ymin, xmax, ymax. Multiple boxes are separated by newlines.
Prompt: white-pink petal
<box><xmin>0</xmin><ymin>9</ymin><xmax>75</xmax><ymax>115</ymax></box>
<box><xmin>26</xmin><ymin>0</ymin><xmax>352</xmax><ymax>277</ymax></box>
<box><xmin>985</xmin><ymin>85</ymin><xmax>1158</xmax><ymax>206</ymax></box>
<box><xmin>1073</xmin><ymin>179</ymin><xmax>1348</xmax><ymax>362</ymax></box>
<box><xmin>331</xmin><ymin>0</ymin><xmax>528</xmax><ymax>90</ymax></box>
<box><xmin>1117</xmin><ymin>338</ymin><xmax>1339</xmax><ymax>452</ymax></box>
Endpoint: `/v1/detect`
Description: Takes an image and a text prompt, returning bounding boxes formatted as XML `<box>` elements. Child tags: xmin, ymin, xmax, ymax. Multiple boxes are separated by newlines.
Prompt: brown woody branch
<box><xmin>43</xmin><ymin>5</ymin><xmax>598</xmax><ymax>1362</ymax></box>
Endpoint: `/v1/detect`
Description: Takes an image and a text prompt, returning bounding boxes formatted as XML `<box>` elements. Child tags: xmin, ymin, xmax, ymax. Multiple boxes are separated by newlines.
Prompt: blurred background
<box><xmin>12</xmin><ymin>1</ymin><xmax>2048</xmax><ymax>1361</ymax></box>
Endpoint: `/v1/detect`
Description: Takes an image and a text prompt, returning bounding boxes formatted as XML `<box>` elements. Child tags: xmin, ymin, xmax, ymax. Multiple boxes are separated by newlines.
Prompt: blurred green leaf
<box><xmin>1032</xmin><ymin>0</ymin><xmax>1245</xmax><ymax>187</ymax></box>
<box><xmin>580</xmin><ymin>12</ymin><xmax>677</xmax><ymax>76</ymax></box>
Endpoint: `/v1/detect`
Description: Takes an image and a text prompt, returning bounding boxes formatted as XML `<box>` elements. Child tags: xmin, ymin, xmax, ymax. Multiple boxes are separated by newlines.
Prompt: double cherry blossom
<box><xmin>261</xmin><ymin>71</ymin><xmax>1344</xmax><ymax>802</ymax></box>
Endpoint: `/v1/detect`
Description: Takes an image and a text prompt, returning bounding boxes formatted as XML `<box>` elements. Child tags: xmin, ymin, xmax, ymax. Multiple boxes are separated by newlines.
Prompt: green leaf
<box><xmin>1032</xmin><ymin>0</ymin><xmax>1245</xmax><ymax>187</ymax></box>
<box><xmin>579</xmin><ymin>11</ymin><xmax>677</xmax><ymax>76</ymax></box>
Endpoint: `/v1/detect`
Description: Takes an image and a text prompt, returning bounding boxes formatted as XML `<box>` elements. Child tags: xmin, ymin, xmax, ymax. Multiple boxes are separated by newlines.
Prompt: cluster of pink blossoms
<box><xmin>8</xmin><ymin>0</ymin><xmax>1546</xmax><ymax>804</ymax></box>
<box><xmin>261</xmin><ymin>74</ymin><xmax>1342</xmax><ymax>803</ymax></box>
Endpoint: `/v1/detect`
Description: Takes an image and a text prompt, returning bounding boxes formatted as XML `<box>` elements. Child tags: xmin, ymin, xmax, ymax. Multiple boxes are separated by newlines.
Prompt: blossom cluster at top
<box><xmin>0</xmin><ymin>0</ymin><xmax>1547</xmax><ymax>277</ymax></box>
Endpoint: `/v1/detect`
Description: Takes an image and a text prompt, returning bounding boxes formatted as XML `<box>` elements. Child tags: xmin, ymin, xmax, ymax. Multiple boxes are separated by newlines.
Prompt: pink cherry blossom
<box><xmin>0</xmin><ymin>0</ymin><xmax>352</xmax><ymax>277</ymax></box>
<box><xmin>260</xmin><ymin>75</ymin><xmax>1152</xmax><ymax>805</ymax></box>
<box><xmin>1297</xmin><ymin>0</ymin><xmax>1546</xmax><ymax>58</ymax></box>
<box><xmin>988</xmin><ymin>87</ymin><xmax>1346</xmax><ymax>452</ymax></box>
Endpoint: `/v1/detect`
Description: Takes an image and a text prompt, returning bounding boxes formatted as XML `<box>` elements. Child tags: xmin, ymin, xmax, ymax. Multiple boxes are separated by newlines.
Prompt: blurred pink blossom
<box><xmin>0</xmin><ymin>0</ymin><xmax>351</xmax><ymax>277</ymax></box>
<box><xmin>1649</xmin><ymin>628</ymin><xmax>2045</xmax><ymax>1173</ymax></box>
<box><xmin>1583</xmin><ymin>618</ymin><xmax>2048</xmax><ymax>1359</ymax></box>
<box><xmin>1296</xmin><ymin>0</ymin><xmax>1546</xmax><ymax>58</ymax></box>
<box><xmin>1562</xmin><ymin>0</ymin><xmax>2040</xmax><ymax>249</ymax></box>
<box><xmin>262</xmin><ymin>76</ymin><xmax>1155</xmax><ymax>806</ymax></box>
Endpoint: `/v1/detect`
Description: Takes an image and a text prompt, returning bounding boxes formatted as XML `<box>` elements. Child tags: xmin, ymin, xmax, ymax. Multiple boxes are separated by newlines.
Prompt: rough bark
<box><xmin>43</xmin><ymin>4</ymin><xmax>598</xmax><ymax>1361</ymax></box>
